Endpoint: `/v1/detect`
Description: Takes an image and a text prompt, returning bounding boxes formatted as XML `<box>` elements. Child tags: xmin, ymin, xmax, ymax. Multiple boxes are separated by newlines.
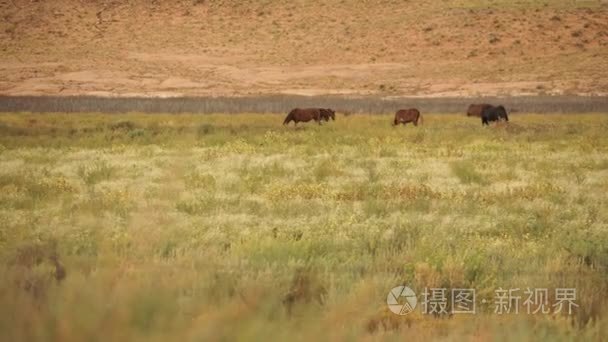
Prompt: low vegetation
<box><xmin>0</xmin><ymin>112</ymin><xmax>607</xmax><ymax>340</ymax></box>
<box><xmin>2</xmin><ymin>95</ymin><xmax>608</xmax><ymax>114</ymax></box>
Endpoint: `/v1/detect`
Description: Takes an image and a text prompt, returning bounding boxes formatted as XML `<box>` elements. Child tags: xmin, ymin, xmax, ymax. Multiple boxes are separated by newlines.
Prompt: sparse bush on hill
<box><xmin>0</xmin><ymin>1</ymin><xmax>607</xmax><ymax>97</ymax></box>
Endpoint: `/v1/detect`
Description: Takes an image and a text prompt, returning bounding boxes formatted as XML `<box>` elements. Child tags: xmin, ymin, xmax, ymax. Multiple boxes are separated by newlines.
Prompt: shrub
<box><xmin>77</xmin><ymin>160</ymin><xmax>115</xmax><ymax>186</ymax></box>
<box><xmin>108</xmin><ymin>121</ymin><xmax>137</xmax><ymax>131</ymax></box>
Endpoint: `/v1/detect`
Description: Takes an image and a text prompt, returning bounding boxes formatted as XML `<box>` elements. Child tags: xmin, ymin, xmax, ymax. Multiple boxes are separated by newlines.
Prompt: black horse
<box><xmin>481</xmin><ymin>105</ymin><xmax>509</xmax><ymax>126</ymax></box>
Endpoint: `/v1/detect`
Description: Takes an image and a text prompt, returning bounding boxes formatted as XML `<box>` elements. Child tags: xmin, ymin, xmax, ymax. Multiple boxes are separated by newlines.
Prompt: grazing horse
<box><xmin>393</xmin><ymin>108</ymin><xmax>422</xmax><ymax>126</ymax></box>
<box><xmin>283</xmin><ymin>108</ymin><xmax>323</xmax><ymax>125</ymax></box>
<box><xmin>481</xmin><ymin>105</ymin><xmax>509</xmax><ymax>126</ymax></box>
<box><xmin>467</xmin><ymin>103</ymin><xmax>492</xmax><ymax>117</ymax></box>
<box><xmin>319</xmin><ymin>108</ymin><xmax>336</xmax><ymax>122</ymax></box>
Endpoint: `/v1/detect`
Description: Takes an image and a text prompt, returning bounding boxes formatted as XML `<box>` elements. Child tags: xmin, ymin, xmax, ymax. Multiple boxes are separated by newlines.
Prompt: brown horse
<box><xmin>393</xmin><ymin>108</ymin><xmax>422</xmax><ymax>126</ymax></box>
<box><xmin>467</xmin><ymin>104</ymin><xmax>492</xmax><ymax>117</ymax></box>
<box><xmin>284</xmin><ymin>108</ymin><xmax>323</xmax><ymax>125</ymax></box>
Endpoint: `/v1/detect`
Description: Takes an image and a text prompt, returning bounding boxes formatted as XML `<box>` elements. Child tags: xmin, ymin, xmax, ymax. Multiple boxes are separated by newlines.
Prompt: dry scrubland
<box><xmin>0</xmin><ymin>113</ymin><xmax>607</xmax><ymax>340</ymax></box>
<box><xmin>1</xmin><ymin>0</ymin><xmax>608</xmax><ymax>96</ymax></box>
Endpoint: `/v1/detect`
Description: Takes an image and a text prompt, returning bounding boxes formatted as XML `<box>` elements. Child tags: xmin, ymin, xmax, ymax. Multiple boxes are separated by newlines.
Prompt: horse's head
<box><xmin>497</xmin><ymin>105</ymin><xmax>509</xmax><ymax>121</ymax></box>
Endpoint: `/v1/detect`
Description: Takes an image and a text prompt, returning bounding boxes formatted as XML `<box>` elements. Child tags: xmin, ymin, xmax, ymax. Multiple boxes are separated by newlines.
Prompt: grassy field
<box><xmin>1</xmin><ymin>112</ymin><xmax>607</xmax><ymax>341</ymax></box>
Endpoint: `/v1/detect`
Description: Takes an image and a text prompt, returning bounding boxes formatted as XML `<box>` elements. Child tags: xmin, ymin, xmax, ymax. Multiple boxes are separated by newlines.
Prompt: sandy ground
<box><xmin>1</xmin><ymin>0</ymin><xmax>607</xmax><ymax>98</ymax></box>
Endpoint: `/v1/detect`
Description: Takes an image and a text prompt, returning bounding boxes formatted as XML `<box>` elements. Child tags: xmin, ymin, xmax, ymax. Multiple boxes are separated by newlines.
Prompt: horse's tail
<box><xmin>418</xmin><ymin>113</ymin><xmax>423</xmax><ymax>125</ymax></box>
<box><xmin>283</xmin><ymin>110</ymin><xmax>295</xmax><ymax>125</ymax></box>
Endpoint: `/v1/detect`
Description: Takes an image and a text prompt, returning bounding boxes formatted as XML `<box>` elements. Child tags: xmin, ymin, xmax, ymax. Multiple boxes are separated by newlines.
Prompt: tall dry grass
<box><xmin>0</xmin><ymin>112</ymin><xmax>607</xmax><ymax>341</ymax></box>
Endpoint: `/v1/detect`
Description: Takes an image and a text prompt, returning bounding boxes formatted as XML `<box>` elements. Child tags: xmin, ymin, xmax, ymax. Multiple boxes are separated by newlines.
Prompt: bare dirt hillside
<box><xmin>1</xmin><ymin>0</ymin><xmax>607</xmax><ymax>97</ymax></box>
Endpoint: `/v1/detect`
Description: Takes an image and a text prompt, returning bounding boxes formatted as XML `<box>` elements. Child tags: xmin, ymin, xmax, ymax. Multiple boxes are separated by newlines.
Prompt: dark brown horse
<box><xmin>481</xmin><ymin>105</ymin><xmax>509</xmax><ymax>126</ymax></box>
<box><xmin>283</xmin><ymin>108</ymin><xmax>324</xmax><ymax>125</ymax></box>
<box><xmin>393</xmin><ymin>108</ymin><xmax>422</xmax><ymax>126</ymax></box>
<box><xmin>467</xmin><ymin>104</ymin><xmax>492</xmax><ymax>117</ymax></box>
